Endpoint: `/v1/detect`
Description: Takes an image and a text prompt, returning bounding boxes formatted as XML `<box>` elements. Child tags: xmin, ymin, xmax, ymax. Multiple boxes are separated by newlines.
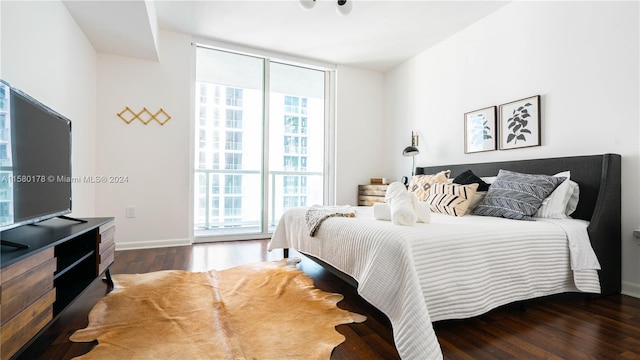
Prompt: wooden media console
<box><xmin>0</xmin><ymin>217</ymin><xmax>115</xmax><ymax>360</ymax></box>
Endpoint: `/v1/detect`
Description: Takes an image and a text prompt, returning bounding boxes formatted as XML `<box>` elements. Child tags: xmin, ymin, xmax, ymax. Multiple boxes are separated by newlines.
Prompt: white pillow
<box><xmin>480</xmin><ymin>176</ymin><xmax>497</xmax><ymax>184</ymax></box>
<box><xmin>535</xmin><ymin>171</ymin><xmax>573</xmax><ymax>219</ymax></box>
<box><xmin>564</xmin><ymin>180</ymin><xmax>580</xmax><ymax>216</ymax></box>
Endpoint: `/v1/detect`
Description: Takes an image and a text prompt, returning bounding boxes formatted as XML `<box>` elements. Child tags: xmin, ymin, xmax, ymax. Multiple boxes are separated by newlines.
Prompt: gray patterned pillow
<box><xmin>472</xmin><ymin>169</ymin><xmax>566</xmax><ymax>220</ymax></box>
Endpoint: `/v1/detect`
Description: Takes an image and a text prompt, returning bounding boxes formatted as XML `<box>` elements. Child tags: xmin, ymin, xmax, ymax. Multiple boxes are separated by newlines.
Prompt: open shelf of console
<box><xmin>0</xmin><ymin>217</ymin><xmax>115</xmax><ymax>360</ymax></box>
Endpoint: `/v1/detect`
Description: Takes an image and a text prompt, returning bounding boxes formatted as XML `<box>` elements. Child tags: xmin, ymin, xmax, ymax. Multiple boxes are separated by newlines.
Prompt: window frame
<box><xmin>191</xmin><ymin>40</ymin><xmax>336</xmax><ymax>243</ymax></box>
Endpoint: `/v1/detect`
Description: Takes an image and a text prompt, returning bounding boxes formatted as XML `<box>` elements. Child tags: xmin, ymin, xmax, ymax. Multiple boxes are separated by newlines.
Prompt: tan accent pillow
<box><xmin>426</xmin><ymin>182</ymin><xmax>479</xmax><ymax>217</ymax></box>
<box><xmin>465</xmin><ymin>191</ymin><xmax>486</xmax><ymax>214</ymax></box>
<box><xmin>408</xmin><ymin>170</ymin><xmax>451</xmax><ymax>201</ymax></box>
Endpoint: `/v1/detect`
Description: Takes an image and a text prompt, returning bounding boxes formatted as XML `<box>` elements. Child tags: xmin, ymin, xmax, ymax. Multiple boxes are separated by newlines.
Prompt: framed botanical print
<box><xmin>464</xmin><ymin>106</ymin><xmax>497</xmax><ymax>153</ymax></box>
<box><xmin>499</xmin><ymin>95</ymin><xmax>541</xmax><ymax>150</ymax></box>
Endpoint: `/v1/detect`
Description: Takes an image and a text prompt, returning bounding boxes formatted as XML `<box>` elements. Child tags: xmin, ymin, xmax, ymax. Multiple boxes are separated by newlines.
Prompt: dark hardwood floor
<box><xmin>17</xmin><ymin>240</ymin><xmax>640</xmax><ymax>359</ymax></box>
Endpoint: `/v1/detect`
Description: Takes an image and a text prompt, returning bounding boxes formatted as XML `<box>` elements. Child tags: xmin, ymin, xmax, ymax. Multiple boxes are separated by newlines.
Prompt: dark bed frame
<box><xmin>287</xmin><ymin>153</ymin><xmax>621</xmax><ymax>297</ymax></box>
<box><xmin>415</xmin><ymin>153</ymin><xmax>621</xmax><ymax>296</ymax></box>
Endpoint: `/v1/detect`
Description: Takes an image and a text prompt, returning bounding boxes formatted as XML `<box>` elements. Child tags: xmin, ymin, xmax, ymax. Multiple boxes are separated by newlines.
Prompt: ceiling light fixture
<box><xmin>336</xmin><ymin>0</ymin><xmax>353</xmax><ymax>15</ymax></box>
<box><xmin>299</xmin><ymin>0</ymin><xmax>353</xmax><ymax>15</ymax></box>
<box><xmin>299</xmin><ymin>0</ymin><xmax>316</xmax><ymax>10</ymax></box>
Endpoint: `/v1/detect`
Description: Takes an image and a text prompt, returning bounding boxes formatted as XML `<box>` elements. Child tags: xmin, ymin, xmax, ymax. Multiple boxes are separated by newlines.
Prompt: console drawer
<box><xmin>0</xmin><ymin>288</ymin><xmax>55</xmax><ymax>360</ymax></box>
<box><xmin>1</xmin><ymin>257</ymin><xmax>56</xmax><ymax>323</ymax></box>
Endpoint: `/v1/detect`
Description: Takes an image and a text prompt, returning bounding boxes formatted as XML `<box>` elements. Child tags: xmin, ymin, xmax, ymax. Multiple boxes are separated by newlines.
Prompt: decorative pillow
<box><xmin>535</xmin><ymin>171</ymin><xmax>574</xmax><ymax>219</ymax></box>
<box><xmin>472</xmin><ymin>169</ymin><xmax>566</xmax><ymax>221</ymax></box>
<box><xmin>426</xmin><ymin>183</ymin><xmax>478</xmax><ymax>217</ymax></box>
<box><xmin>453</xmin><ymin>169</ymin><xmax>490</xmax><ymax>192</ymax></box>
<box><xmin>408</xmin><ymin>170</ymin><xmax>451</xmax><ymax>201</ymax></box>
<box><xmin>465</xmin><ymin>191</ymin><xmax>486</xmax><ymax>214</ymax></box>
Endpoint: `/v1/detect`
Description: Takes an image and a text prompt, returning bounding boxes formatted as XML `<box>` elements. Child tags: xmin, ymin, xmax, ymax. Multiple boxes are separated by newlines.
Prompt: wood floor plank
<box><xmin>528</xmin><ymin>302</ymin><xmax>632</xmax><ymax>357</ymax></box>
<box><xmin>14</xmin><ymin>240</ymin><xmax>640</xmax><ymax>359</ymax></box>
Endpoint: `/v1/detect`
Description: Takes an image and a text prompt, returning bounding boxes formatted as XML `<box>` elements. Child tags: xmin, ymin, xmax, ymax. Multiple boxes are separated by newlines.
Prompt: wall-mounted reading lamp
<box><xmin>402</xmin><ymin>131</ymin><xmax>420</xmax><ymax>177</ymax></box>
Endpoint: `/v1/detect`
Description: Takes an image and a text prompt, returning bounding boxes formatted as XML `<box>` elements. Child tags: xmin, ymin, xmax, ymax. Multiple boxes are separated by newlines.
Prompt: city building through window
<box><xmin>194</xmin><ymin>47</ymin><xmax>329</xmax><ymax>238</ymax></box>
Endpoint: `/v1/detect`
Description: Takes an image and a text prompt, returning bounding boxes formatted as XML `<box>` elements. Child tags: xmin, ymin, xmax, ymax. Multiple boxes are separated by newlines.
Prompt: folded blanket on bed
<box><xmin>373</xmin><ymin>202</ymin><xmax>431</xmax><ymax>223</ymax></box>
<box><xmin>305</xmin><ymin>205</ymin><xmax>355</xmax><ymax>237</ymax></box>
<box><xmin>385</xmin><ymin>182</ymin><xmax>428</xmax><ymax>225</ymax></box>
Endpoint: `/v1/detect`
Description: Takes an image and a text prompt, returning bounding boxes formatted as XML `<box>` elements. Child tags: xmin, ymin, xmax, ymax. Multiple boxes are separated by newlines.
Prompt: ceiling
<box><xmin>64</xmin><ymin>0</ymin><xmax>509</xmax><ymax>73</ymax></box>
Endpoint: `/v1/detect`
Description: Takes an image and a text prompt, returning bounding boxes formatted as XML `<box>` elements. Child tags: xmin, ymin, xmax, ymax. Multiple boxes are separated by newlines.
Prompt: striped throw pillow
<box><xmin>408</xmin><ymin>170</ymin><xmax>451</xmax><ymax>201</ymax></box>
<box><xmin>426</xmin><ymin>183</ymin><xmax>479</xmax><ymax>217</ymax></box>
<box><xmin>472</xmin><ymin>169</ymin><xmax>566</xmax><ymax>221</ymax></box>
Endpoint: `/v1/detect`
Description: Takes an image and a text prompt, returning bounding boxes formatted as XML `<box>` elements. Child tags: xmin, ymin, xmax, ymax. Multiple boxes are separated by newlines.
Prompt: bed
<box><xmin>268</xmin><ymin>154</ymin><xmax>621</xmax><ymax>360</ymax></box>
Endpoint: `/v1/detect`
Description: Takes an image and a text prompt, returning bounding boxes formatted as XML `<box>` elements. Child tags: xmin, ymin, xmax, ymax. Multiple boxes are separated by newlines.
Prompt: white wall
<box><xmin>384</xmin><ymin>1</ymin><xmax>640</xmax><ymax>297</ymax></box>
<box><xmin>335</xmin><ymin>65</ymin><xmax>387</xmax><ymax>205</ymax></box>
<box><xmin>95</xmin><ymin>30</ymin><xmax>192</xmax><ymax>250</ymax></box>
<box><xmin>1</xmin><ymin>0</ymin><xmax>97</xmax><ymax>217</ymax></box>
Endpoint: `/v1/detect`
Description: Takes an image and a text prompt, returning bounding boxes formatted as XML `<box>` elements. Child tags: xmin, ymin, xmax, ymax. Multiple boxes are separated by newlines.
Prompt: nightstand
<box><xmin>358</xmin><ymin>184</ymin><xmax>389</xmax><ymax>206</ymax></box>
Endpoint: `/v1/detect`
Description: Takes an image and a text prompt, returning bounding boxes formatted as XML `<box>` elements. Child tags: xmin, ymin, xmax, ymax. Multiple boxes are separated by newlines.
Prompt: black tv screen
<box><xmin>0</xmin><ymin>80</ymin><xmax>72</xmax><ymax>231</ymax></box>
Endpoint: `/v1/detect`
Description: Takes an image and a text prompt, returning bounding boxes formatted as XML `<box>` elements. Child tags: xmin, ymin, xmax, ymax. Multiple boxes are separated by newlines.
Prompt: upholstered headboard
<box><xmin>416</xmin><ymin>154</ymin><xmax>621</xmax><ymax>296</ymax></box>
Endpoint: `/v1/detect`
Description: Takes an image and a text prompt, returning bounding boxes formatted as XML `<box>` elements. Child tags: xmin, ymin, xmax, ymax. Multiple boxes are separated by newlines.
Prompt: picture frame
<box><xmin>464</xmin><ymin>106</ymin><xmax>497</xmax><ymax>153</ymax></box>
<box><xmin>498</xmin><ymin>95</ymin><xmax>541</xmax><ymax>150</ymax></box>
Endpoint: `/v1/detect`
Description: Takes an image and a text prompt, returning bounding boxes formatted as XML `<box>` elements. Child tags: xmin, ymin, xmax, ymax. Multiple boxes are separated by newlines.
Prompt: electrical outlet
<box><xmin>125</xmin><ymin>206</ymin><xmax>135</xmax><ymax>218</ymax></box>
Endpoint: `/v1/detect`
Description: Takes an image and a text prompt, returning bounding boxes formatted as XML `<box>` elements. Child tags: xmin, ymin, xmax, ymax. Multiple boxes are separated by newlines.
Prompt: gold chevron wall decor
<box><xmin>117</xmin><ymin>106</ymin><xmax>172</xmax><ymax>126</ymax></box>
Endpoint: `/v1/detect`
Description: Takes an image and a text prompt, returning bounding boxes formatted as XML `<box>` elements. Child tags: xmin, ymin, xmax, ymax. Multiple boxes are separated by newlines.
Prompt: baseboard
<box><xmin>115</xmin><ymin>238</ymin><xmax>192</xmax><ymax>251</ymax></box>
<box><xmin>621</xmin><ymin>280</ymin><xmax>640</xmax><ymax>298</ymax></box>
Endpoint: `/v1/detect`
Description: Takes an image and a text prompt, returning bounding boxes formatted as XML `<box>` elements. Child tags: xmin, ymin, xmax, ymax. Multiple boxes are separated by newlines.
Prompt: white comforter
<box><xmin>268</xmin><ymin>207</ymin><xmax>601</xmax><ymax>360</ymax></box>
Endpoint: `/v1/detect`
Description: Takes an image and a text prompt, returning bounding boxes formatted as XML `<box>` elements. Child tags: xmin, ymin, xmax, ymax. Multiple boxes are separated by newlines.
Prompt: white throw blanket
<box><xmin>380</xmin><ymin>182</ymin><xmax>430</xmax><ymax>225</ymax></box>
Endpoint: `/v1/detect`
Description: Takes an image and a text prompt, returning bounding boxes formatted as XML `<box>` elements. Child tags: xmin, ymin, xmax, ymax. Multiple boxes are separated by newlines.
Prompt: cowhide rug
<box><xmin>70</xmin><ymin>259</ymin><xmax>366</xmax><ymax>359</ymax></box>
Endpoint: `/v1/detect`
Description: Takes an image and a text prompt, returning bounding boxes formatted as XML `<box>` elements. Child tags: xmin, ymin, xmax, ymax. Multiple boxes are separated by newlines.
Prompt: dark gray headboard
<box><xmin>416</xmin><ymin>154</ymin><xmax>621</xmax><ymax>296</ymax></box>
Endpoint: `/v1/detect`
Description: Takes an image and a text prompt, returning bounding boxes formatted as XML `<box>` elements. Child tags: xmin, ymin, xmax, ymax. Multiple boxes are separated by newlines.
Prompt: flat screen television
<box><xmin>0</xmin><ymin>79</ymin><xmax>72</xmax><ymax>236</ymax></box>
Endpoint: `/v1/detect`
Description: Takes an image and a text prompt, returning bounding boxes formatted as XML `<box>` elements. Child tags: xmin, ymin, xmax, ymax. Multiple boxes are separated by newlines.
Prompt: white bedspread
<box><xmin>268</xmin><ymin>206</ymin><xmax>601</xmax><ymax>360</ymax></box>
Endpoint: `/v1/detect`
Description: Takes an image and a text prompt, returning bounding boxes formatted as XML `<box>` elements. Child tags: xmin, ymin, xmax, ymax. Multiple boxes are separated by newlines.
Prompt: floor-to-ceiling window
<box><xmin>268</xmin><ymin>62</ymin><xmax>325</xmax><ymax>229</ymax></box>
<box><xmin>194</xmin><ymin>46</ymin><xmax>330</xmax><ymax>239</ymax></box>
